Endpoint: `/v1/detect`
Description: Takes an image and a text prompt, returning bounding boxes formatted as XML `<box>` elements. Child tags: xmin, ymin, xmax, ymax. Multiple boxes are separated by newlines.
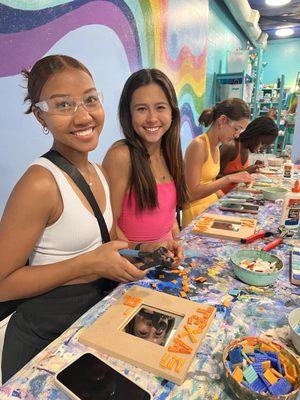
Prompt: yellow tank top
<box><xmin>182</xmin><ymin>133</ymin><xmax>220</xmax><ymax>227</ymax></box>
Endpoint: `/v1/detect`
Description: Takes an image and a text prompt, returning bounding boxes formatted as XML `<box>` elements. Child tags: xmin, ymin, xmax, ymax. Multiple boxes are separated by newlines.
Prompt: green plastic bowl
<box><xmin>231</xmin><ymin>250</ymin><xmax>284</xmax><ymax>286</ymax></box>
<box><xmin>261</xmin><ymin>187</ymin><xmax>288</xmax><ymax>201</ymax></box>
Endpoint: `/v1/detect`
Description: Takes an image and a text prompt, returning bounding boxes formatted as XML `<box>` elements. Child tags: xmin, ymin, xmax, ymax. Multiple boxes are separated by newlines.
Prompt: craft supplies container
<box><xmin>268</xmin><ymin>157</ymin><xmax>283</xmax><ymax>168</ymax></box>
<box><xmin>223</xmin><ymin>336</ymin><xmax>300</xmax><ymax>400</ymax></box>
<box><xmin>283</xmin><ymin>159</ymin><xmax>294</xmax><ymax>181</ymax></box>
<box><xmin>261</xmin><ymin>187</ymin><xmax>288</xmax><ymax>201</ymax></box>
<box><xmin>231</xmin><ymin>250</ymin><xmax>283</xmax><ymax>286</ymax></box>
<box><xmin>280</xmin><ymin>180</ymin><xmax>300</xmax><ymax>230</ymax></box>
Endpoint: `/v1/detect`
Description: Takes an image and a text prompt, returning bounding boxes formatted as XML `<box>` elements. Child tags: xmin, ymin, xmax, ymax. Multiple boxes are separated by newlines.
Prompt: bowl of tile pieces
<box><xmin>223</xmin><ymin>336</ymin><xmax>300</xmax><ymax>399</ymax></box>
<box><xmin>231</xmin><ymin>250</ymin><xmax>283</xmax><ymax>286</ymax></box>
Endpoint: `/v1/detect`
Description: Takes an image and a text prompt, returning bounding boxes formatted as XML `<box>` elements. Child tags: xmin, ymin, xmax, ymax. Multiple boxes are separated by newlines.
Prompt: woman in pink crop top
<box><xmin>219</xmin><ymin>116</ymin><xmax>279</xmax><ymax>194</ymax></box>
<box><xmin>103</xmin><ymin>69</ymin><xmax>188</xmax><ymax>244</ymax></box>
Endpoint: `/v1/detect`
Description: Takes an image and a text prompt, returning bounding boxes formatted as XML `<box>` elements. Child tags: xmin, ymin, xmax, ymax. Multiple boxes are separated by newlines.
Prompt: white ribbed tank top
<box><xmin>29</xmin><ymin>158</ymin><xmax>112</xmax><ymax>266</ymax></box>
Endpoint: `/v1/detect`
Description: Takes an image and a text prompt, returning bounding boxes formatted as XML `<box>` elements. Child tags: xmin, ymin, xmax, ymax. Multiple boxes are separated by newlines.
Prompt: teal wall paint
<box><xmin>263</xmin><ymin>38</ymin><xmax>300</xmax><ymax>88</ymax></box>
<box><xmin>205</xmin><ymin>0</ymin><xmax>248</xmax><ymax>108</ymax></box>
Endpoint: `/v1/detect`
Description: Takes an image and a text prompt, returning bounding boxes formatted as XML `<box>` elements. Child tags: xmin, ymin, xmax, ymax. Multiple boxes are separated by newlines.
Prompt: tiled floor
<box><xmin>0</xmin><ymin>316</ymin><xmax>11</xmax><ymax>386</ymax></box>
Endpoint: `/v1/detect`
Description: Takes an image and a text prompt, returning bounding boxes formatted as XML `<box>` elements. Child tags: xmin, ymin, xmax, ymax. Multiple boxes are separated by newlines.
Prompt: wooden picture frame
<box><xmin>80</xmin><ymin>286</ymin><xmax>215</xmax><ymax>384</ymax></box>
<box><xmin>192</xmin><ymin>213</ymin><xmax>257</xmax><ymax>241</ymax></box>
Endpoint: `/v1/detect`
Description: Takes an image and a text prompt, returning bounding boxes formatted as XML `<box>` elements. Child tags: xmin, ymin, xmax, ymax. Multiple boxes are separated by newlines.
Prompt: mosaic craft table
<box><xmin>1</xmin><ymin>199</ymin><xmax>300</xmax><ymax>400</ymax></box>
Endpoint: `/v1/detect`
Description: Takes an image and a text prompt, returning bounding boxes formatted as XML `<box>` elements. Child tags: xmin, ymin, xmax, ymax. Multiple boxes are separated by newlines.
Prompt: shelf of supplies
<box><xmin>258</xmin><ymin>101</ymin><xmax>279</xmax><ymax>105</ymax></box>
<box><xmin>215</xmin><ymin>72</ymin><xmax>253</xmax><ymax>83</ymax></box>
<box><xmin>261</xmin><ymin>87</ymin><xmax>281</xmax><ymax>91</ymax></box>
<box><xmin>213</xmin><ymin>69</ymin><xmax>254</xmax><ymax>104</ymax></box>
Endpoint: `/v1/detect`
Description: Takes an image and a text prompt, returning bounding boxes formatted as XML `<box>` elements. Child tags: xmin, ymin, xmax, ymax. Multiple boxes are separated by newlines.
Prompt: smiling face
<box><xmin>130</xmin><ymin>83</ymin><xmax>172</xmax><ymax>147</ymax></box>
<box><xmin>34</xmin><ymin>68</ymin><xmax>105</xmax><ymax>156</ymax></box>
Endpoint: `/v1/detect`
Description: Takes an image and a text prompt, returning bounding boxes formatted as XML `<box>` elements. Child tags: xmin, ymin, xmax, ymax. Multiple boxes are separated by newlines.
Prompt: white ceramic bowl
<box><xmin>261</xmin><ymin>187</ymin><xmax>288</xmax><ymax>201</ymax></box>
<box><xmin>268</xmin><ymin>157</ymin><xmax>283</xmax><ymax>167</ymax></box>
<box><xmin>288</xmin><ymin>308</ymin><xmax>300</xmax><ymax>354</ymax></box>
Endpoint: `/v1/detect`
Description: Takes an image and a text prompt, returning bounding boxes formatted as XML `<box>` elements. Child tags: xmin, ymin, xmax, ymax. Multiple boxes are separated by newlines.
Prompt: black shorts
<box><xmin>1</xmin><ymin>281</ymin><xmax>104</xmax><ymax>383</ymax></box>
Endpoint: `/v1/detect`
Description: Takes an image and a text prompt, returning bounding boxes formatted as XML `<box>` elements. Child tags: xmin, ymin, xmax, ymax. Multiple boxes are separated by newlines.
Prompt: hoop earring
<box><xmin>43</xmin><ymin>126</ymin><xmax>49</xmax><ymax>135</ymax></box>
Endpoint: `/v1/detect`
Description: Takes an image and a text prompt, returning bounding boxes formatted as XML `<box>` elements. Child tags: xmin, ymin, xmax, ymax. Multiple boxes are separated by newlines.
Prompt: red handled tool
<box><xmin>241</xmin><ymin>229</ymin><xmax>292</xmax><ymax>252</ymax></box>
<box><xmin>263</xmin><ymin>238</ymin><xmax>283</xmax><ymax>252</ymax></box>
<box><xmin>241</xmin><ymin>230</ymin><xmax>272</xmax><ymax>244</ymax></box>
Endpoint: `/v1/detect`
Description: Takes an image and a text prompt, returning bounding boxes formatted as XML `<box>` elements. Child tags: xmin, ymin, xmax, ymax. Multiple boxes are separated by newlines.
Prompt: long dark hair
<box><xmin>21</xmin><ymin>55</ymin><xmax>92</xmax><ymax>114</ymax></box>
<box><xmin>198</xmin><ymin>98</ymin><xmax>250</xmax><ymax>127</ymax></box>
<box><xmin>119</xmin><ymin>68</ymin><xmax>188</xmax><ymax>210</ymax></box>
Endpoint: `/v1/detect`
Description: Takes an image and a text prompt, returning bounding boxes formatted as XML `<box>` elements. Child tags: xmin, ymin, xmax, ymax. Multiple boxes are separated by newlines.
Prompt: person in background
<box><xmin>285</xmin><ymin>102</ymin><xmax>297</xmax><ymax>126</ymax></box>
<box><xmin>182</xmin><ymin>98</ymin><xmax>253</xmax><ymax>227</ymax></box>
<box><xmin>219</xmin><ymin>116</ymin><xmax>279</xmax><ymax>194</ymax></box>
<box><xmin>0</xmin><ymin>55</ymin><xmax>148</xmax><ymax>383</ymax></box>
<box><xmin>103</xmin><ymin>69</ymin><xmax>188</xmax><ymax>249</ymax></box>
<box><xmin>267</xmin><ymin>107</ymin><xmax>277</xmax><ymax>121</ymax></box>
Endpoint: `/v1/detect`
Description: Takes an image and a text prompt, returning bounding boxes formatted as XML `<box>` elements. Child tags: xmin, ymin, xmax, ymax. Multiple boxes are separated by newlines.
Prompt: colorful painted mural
<box><xmin>0</xmin><ymin>0</ymin><xmax>208</xmax><ymax>214</ymax></box>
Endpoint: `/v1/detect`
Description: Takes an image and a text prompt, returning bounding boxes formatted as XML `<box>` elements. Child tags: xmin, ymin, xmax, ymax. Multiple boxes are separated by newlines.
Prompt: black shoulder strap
<box><xmin>42</xmin><ymin>150</ymin><xmax>111</xmax><ymax>243</ymax></box>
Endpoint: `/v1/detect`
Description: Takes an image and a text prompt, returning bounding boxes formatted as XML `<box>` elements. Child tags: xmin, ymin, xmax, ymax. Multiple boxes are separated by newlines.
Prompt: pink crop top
<box><xmin>118</xmin><ymin>182</ymin><xmax>177</xmax><ymax>242</ymax></box>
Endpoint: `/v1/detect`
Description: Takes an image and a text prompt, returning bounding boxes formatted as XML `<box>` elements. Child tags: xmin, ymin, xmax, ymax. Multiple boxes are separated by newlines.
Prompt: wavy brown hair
<box><xmin>199</xmin><ymin>98</ymin><xmax>250</xmax><ymax>127</ymax></box>
<box><xmin>119</xmin><ymin>68</ymin><xmax>188</xmax><ymax>210</ymax></box>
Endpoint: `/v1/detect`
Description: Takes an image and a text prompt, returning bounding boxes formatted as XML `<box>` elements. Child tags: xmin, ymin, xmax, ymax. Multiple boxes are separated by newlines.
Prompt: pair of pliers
<box><xmin>241</xmin><ymin>229</ymin><xmax>293</xmax><ymax>251</ymax></box>
<box><xmin>119</xmin><ymin>247</ymin><xmax>174</xmax><ymax>270</ymax></box>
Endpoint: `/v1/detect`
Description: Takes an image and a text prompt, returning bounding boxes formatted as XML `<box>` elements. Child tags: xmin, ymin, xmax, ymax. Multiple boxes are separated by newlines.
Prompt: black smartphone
<box><xmin>54</xmin><ymin>353</ymin><xmax>153</xmax><ymax>400</ymax></box>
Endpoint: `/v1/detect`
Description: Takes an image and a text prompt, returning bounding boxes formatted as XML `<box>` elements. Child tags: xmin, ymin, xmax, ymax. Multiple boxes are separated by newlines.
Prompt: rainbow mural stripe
<box><xmin>0</xmin><ymin>0</ymin><xmax>208</xmax><ymax>137</ymax></box>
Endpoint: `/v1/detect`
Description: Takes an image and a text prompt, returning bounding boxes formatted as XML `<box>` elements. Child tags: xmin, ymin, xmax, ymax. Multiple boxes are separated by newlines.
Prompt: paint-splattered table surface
<box><xmin>1</xmin><ymin>199</ymin><xmax>300</xmax><ymax>400</ymax></box>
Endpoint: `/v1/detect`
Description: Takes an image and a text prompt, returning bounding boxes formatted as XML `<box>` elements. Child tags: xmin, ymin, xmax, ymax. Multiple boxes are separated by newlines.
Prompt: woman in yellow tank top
<box><xmin>183</xmin><ymin>98</ymin><xmax>253</xmax><ymax>227</ymax></box>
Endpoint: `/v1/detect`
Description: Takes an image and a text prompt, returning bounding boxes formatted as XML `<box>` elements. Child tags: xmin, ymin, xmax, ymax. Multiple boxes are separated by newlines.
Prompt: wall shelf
<box><xmin>213</xmin><ymin>49</ymin><xmax>262</xmax><ymax>115</ymax></box>
<box><xmin>214</xmin><ymin>71</ymin><xmax>253</xmax><ymax>104</ymax></box>
<box><xmin>252</xmin><ymin>74</ymin><xmax>286</xmax><ymax>129</ymax></box>
<box><xmin>215</xmin><ymin>72</ymin><xmax>253</xmax><ymax>83</ymax></box>
<box><xmin>258</xmin><ymin>75</ymin><xmax>286</xmax><ymax>154</ymax></box>
<box><xmin>261</xmin><ymin>88</ymin><xmax>281</xmax><ymax>91</ymax></box>
<box><xmin>259</xmin><ymin>101</ymin><xmax>279</xmax><ymax>105</ymax></box>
